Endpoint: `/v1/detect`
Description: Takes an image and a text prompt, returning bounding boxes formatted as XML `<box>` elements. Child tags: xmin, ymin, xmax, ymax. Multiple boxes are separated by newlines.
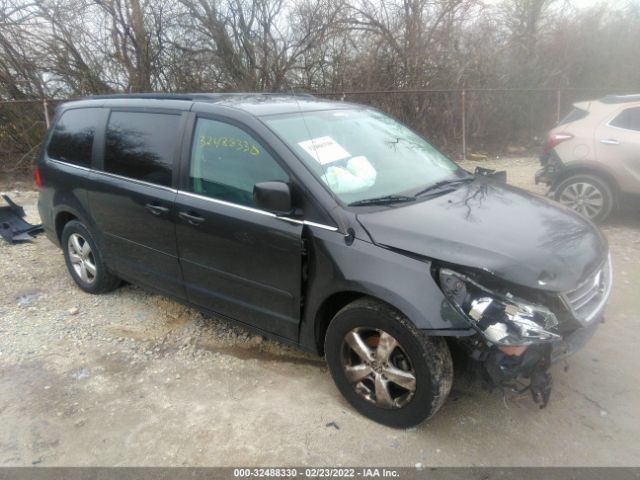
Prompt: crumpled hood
<box><xmin>356</xmin><ymin>178</ymin><xmax>608</xmax><ymax>292</ymax></box>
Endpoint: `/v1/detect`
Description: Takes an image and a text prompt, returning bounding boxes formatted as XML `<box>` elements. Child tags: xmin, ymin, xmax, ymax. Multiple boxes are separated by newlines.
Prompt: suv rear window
<box><xmin>47</xmin><ymin>108</ymin><xmax>102</xmax><ymax>167</ymax></box>
<box><xmin>558</xmin><ymin>107</ymin><xmax>588</xmax><ymax>126</ymax></box>
<box><xmin>610</xmin><ymin>107</ymin><xmax>640</xmax><ymax>132</ymax></box>
<box><xmin>104</xmin><ymin>111</ymin><xmax>181</xmax><ymax>187</ymax></box>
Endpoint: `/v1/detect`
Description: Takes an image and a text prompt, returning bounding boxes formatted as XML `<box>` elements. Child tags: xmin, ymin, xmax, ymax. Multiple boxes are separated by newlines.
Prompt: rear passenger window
<box><xmin>189</xmin><ymin>118</ymin><xmax>289</xmax><ymax>207</ymax></box>
<box><xmin>104</xmin><ymin>111</ymin><xmax>180</xmax><ymax>187</ymax></box>
<box><xmin>610</xmin><ymin>107</ymin><xmax>640</xmax><ymax>132</ymax></box>
<box><xmin>47</xmin><ymin>108</ymin><xmax>102</xmax><ymax>167</ymax></box>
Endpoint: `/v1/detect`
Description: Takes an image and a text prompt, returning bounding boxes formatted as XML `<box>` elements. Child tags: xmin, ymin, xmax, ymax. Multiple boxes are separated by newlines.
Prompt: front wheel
<box><xmin>325</xmin><ymin>298</ymin><xmax>453</xmax><ymax>428</ymax></box>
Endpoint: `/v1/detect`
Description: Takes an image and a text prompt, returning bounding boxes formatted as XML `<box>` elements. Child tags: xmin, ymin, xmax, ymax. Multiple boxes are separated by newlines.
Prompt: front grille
<box><xmin>562</xmin><ymin>255</ymin><xmax>612</xmax><ymax>324</ymax></box>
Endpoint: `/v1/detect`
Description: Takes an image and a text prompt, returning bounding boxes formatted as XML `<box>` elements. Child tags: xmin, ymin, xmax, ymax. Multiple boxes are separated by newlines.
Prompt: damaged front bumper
<box><xmin>460</xmin><ymin>316</ymin><xmax>601</xmax><ymax>408</ymax></box>
<box><xmin>436</xmin><ymin>255</ymin><xmax>611</xmax><ymax>409</ymax></box>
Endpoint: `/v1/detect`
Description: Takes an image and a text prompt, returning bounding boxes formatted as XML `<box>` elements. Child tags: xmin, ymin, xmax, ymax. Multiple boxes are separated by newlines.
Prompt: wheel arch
<box><xmin>312</xmin><ymin>289</ymin><xmax>461</xmax><ymax>356</ymax></box>
<box><xmin>553</xmin><ymin>162</ymin><xmax>621</xmax><ymax>206</ymax></box>
<box><xmin>54</xmin><ymin>210</ymin><xmax>79</xmax><ymax>242</ymax></box>
<box><xmin>313</xmin><ymin>290</ymin><xmax>367</xmax><ymax>355</ymax></box>
<box><xmin>51</xmin><ymin>190</ymin><xmax>95</xmax><ymax>245</ymax></box>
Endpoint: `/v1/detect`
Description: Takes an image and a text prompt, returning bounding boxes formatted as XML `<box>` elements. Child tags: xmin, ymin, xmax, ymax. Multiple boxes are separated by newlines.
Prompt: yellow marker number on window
<box><xmin>199</xmin><ymin>135</ymin><xmax>260</xmax><ymax>156</ymax></box>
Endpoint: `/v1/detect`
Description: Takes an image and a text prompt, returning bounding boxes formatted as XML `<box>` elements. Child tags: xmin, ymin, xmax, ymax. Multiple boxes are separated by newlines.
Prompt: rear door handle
<box><xmin>145</xmin><ymin>203</ymin><xmax>169</xmax><ymax>216</ymax></box>
<box><xmin>600</xmin><ymin>139</ymin><xmax>620</xmax><ymax>145</ymax></box>
<box><xmin>179</xmin><ymin>211</ymin><xmax>205</xmax><ymax>226</ymax></box>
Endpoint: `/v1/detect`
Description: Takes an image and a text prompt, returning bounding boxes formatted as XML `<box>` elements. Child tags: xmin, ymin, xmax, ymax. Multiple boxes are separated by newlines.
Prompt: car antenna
<box><xmin>291</xmin><ymin>87</ymin><xmax>321</xmax><ymax>165</ymax></box>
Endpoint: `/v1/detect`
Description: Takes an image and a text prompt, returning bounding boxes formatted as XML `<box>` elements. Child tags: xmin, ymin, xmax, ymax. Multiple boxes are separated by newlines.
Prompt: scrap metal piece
<box><xmin>0</xmin><ymin>194</ymin><xmax>44</xmax><ymax>244</ymax></box>
<box><xmin>474</xmin><ymin>166</ymin><xmax>507</xmax><ymax>183</ymax></box>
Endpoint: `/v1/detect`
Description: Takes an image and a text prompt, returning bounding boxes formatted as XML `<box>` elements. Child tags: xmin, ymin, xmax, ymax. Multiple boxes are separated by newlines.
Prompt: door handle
<box><xmin>600</xmin><ymin>139</ymin><xmax>620</xmax><ymax>145</ymax></box>
<box><xmin>179</xmin><ymin>211</ymin><xmax>205</xmax><ymax>226</ymax></box>
<box><xmin>145</xmin><ymin>203</ymin><xmax>169</xmax><ymax>216</ymax></box>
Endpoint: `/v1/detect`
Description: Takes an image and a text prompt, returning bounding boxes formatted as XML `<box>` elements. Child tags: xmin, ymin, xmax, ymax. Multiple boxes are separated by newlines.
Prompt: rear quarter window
<box><xmin>557</xmin><ymin>108</ymin><xmax>588</xmax><ymax>126</ymax></box>
<box><xmin>104</xmin><ymin>111</ymin><xmax>181</xmax><ymax>187</ymax></box>
<box><xmin>47</xmin><ymin>108</ymin><xmax>102</xmax><ymax>167</ymax></box>
<box><xmin>609</xmin><ymin>107</ymin><xmax>640</xmax><ymax>132</ymax></box>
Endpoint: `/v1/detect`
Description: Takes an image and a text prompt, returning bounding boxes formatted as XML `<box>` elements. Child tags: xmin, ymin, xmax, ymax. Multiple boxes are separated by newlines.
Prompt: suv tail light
<box><xmin>544</xmin><ymin>132</ymin><xmax>573</xmax><ymax>154</ymax></box>
<box><xmin>34</xmin><ymin>166</ymin><xmax>43</xmax><ymax>190</ymax></box>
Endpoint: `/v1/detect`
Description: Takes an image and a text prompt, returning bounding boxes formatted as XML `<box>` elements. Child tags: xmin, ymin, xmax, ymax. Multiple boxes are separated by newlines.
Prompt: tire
<box><xmin>554</xmin><ymin>174</ymin><xmax>615</xmax><ymax>223</ymax></box>
<box><xmin>61</xmin><ymin>220</ymin><xmax>120</xmax><ymax>294</ymax></box>
<box><xmin>325</xmin><ymin>297</ymin><xmax>453</xmax><ymax>428</ymax></box>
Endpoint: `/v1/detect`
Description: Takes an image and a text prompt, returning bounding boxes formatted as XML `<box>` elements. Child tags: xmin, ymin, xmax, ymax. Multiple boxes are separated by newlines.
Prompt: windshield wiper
<box><xmin>348</xmin><ymin>195</ymin><xmax>416</xmax><ymax>207</ymax></box>
<box><xmin>413</xmin><ymin>177</ymin><xmax>474</xmax><ymax>198</ymax></box>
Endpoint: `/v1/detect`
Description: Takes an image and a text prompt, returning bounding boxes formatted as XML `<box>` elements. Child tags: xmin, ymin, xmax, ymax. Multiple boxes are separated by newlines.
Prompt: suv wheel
<box><xmin>325</xmin><ymin>297</ymin><xmax>453</xmax><ymax>428</ymax></box>
<box><xmin>554</xmin><ymin>174</ymin><xmax>614</xmax><ymax>222</ymax></box>
<box><xmin>61</xmin><ymin>220</ymin><xmax>120</xmax><ymax>294</ymax></box>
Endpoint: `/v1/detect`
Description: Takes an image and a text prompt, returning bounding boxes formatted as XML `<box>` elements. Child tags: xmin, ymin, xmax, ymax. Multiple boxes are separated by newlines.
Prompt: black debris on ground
<box><xmin>0</xmin><ymin>194</ymin><xmax>43</xmax><ymax>244</ymax></box>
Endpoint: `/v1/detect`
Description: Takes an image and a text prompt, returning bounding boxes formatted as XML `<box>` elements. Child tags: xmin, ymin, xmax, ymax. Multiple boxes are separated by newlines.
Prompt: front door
<box><xmin>175</xmin><ymin>116</ymin><xmax>303</xmax><ymax>340</ymax></box>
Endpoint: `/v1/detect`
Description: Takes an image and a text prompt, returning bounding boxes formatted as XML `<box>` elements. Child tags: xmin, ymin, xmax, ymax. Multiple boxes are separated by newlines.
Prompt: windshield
<box><xmin>262</xmin><ymin>108</ymin><xmax>465</xmax><ymax>205</ymax></box>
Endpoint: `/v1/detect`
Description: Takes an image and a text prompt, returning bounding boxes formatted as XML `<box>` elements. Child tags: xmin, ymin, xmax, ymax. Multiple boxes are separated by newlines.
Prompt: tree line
<box><xmin>1</xmin><ymin>0</ymin><xmax>639</xmax><ymax>170</ymax></box>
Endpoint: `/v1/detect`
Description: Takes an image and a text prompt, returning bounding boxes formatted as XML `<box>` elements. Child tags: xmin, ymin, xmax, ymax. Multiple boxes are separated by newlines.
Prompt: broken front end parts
<box><xmin>437</xmin><ymin>266</ymin><xmax>598</xmax><ymax>408</ymax></box>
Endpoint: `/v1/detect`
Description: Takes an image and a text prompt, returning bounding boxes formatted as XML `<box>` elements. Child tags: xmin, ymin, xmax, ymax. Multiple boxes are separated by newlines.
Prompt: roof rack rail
<box><xmin>85</xmin><ymin>93</ymin><xmax>209</xmax><ymax>101</ymax></box>
<box><xmin>84</xmin><ymin>92</ymin><xmax>316</xmax><ymax>102</ymax></box>
<box><xmin>600</xmin><ymin>94</ymin><xmax>640</xmax><ymax>104</ymax></box>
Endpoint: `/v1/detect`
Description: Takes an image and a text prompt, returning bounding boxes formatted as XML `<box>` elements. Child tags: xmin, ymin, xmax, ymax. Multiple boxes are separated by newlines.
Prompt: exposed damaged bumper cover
<box><xmin>468</xmin><ymin>270</ymin><xmax>608</xmax><ymax>408</ymax></box>
<box><xmin>0</xmin><ymin>194</ymin><xmax>44</xmax><ymax>244</ymax></box>
<box><xmin>481</xmin><ymin>317</ymin><xmax>601</xmax><ymax>408</ymax></box>
<box><xmin>448</xmin><ymin>256</ymin><xmax>611</xmax><ymax>408</ymax></box>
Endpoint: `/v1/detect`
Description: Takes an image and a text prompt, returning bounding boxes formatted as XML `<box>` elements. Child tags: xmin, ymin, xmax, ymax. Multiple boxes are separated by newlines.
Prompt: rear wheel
<box><xmin>325</xmin><ymin>297</ymin><xmax>453</xmax><ymax>428</ymax></box>
<box><xmin>61</xmin><ymin>220</ymin><xmax>120</xmax><ymax>294</ymax></box>
<box><xmin>554</xmin><ymin>174</ymin><xmax>614</xmax><ymax>222</ymax></box>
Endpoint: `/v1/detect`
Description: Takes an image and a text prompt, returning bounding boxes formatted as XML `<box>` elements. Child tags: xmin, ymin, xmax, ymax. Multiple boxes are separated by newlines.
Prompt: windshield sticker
<box><xmin>298</xmin><ymin>136</ymin><xmax>350</xmax><ymax>165</ymax></box>
<box><xmin>199</xmin><ymin>135</ymin><xmax>260</xmax><ymax>156</ymax></box>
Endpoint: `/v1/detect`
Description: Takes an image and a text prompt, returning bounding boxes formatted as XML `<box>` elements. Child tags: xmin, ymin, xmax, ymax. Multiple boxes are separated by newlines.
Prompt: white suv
<box><xmin>536</xmin><ymin>94</ymin><xmax>640</xmax><ymax>222</ymax></box>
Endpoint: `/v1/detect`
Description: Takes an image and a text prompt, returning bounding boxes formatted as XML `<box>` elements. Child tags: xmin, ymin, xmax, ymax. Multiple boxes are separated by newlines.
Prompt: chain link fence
<box><xmin>1</xmin><ymin>88</ymin><xmax>636</xmax><ymax>174</ymax></box>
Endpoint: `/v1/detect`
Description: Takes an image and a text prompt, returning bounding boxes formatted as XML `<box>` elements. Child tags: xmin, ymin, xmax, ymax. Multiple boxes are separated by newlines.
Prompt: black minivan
<box><xmin>37</xmin><ymin>93</ymin><xmax>612</xmax><ymax>428</ymax></box>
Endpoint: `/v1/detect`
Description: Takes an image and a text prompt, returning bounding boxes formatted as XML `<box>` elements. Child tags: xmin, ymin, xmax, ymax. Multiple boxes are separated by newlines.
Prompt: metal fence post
<box><xmin>42</xmin><ymin>98</ymin><xmax>50</xmax><ymax>129</ymax></box>
<box><xmin>461</xmin><ymin>89</ymin><xmax>467</xmax><ymax>161</ymax></box>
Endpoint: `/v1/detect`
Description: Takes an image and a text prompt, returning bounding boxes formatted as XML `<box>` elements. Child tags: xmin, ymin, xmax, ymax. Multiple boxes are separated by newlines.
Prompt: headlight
<box><xmin>439</xmin><ymin>268</ymin><xmax>561</xmax><ymax>346</ymax></box>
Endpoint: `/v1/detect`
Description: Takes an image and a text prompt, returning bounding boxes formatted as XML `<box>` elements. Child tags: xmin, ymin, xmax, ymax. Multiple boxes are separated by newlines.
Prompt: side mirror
<box><xmin>253</xmin><ymin>181</ymin><xmax>293</xmax><ymax>215</ymax></box>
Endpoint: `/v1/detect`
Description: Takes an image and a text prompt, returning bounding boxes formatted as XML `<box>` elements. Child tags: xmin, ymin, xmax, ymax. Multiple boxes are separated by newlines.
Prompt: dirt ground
<box><xmin>1</xmin><ymin>157</ymin><xmax>639</xmax><ymax>466</ymax></box>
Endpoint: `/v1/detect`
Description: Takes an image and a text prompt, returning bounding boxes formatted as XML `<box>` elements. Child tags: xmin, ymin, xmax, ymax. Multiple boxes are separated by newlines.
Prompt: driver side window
<box><xmin>189</xmin><ymin>118</ymin><xmax>289</xmax><ymax>207</ymax></box>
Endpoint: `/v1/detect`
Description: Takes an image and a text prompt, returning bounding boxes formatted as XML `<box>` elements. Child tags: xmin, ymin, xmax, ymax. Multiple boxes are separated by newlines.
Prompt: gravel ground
<box><xmin>1</xmin><ymin>158</ymin><xmax>639</xmax><ymax>466</ymax></box>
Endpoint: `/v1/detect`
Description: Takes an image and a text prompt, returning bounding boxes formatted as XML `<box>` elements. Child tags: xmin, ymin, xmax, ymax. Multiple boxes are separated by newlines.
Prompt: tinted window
<box><xmin>189</xmin><ymin>118</ymin><xmax>288</xmax><ymax>207</ymax></box>
<box><xmin>47</xmin><ymin>108</ymin><xmax>102</xmax><ymax>167</ymax></box>
<box><xmin>104</xmin><ymin>111</ymin><xmax>180</xmax><ymax>186</ymax></box>
<box><xmin>610</xmin><ymin>107</ymin><xmax>640</xmax><ymax>132</ymax></box>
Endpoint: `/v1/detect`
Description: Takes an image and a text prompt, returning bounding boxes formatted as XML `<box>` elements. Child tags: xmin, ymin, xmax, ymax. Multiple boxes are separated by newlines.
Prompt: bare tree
<box><xmin>0</xmin><ymin>0</ymin><xmax>43</xmax><ymax>99</ymax></box>
<box><xmin>1</xmin><ymin>0</ymin><xmax>639</xmax><ymax>171</ymax></box>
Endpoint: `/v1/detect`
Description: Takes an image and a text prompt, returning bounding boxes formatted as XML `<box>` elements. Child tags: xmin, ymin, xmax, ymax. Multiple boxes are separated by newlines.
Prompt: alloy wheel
<box><xmin>341</xmin><ymin>327</ymin><xmax>417</xmax><ymax>409</ymax></box>
<box><xmin>558</xmin><ymin>181</ymin><xmax>604</xmax><ymax>219</ymax></box>
<box><xmin>67</xmin><ymin>233</ymin><xmax>97</xmax><ymax>284</ymax></box>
